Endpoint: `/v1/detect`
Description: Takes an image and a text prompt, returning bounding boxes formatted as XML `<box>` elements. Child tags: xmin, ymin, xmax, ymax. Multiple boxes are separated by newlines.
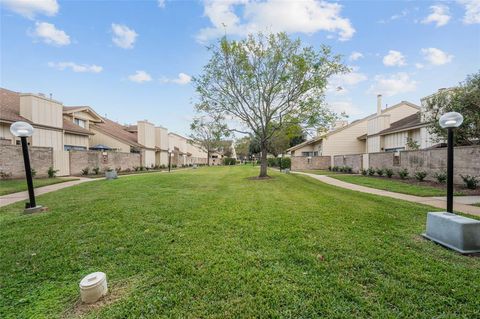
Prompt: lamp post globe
<box><xmin>10</xmin><ymin>121</ymin><xmax>41</xmax><ymax>213</ymax></box>
<box><xmin>439</xmin><ymin>112</ymin><xmax>463</xmax><ymax>213</ymax></box>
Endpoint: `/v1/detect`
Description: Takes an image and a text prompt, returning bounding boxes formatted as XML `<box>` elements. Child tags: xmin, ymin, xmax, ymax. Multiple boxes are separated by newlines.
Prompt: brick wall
<box><xmin>0</xmin><ymin>145</ymin><xmax>53</xmax><ymax>178</ymax></box>
<box><xmin>333</xmin><ymin>154</ymin><xmax>363</xmax><ymax>173</ymax></box>
<box><xmin>369</xmin><ymin>152</ymin><xmax>396</xmax><ymax>169</ymax></box>
<box><xmin>69</xmin><ymin>150</ymin><xmax>141</xmax><ymax>175</ymax></box>
<box><xmin>291</xmin><ymin>156</ymin><xmax>331</xmax><ymax>170</ymax></box>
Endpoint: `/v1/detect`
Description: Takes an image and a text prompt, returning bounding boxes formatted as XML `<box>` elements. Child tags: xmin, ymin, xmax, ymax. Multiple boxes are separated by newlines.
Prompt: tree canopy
<box><xmin>189</xmin><ymin>115</ymin><xmax>230</xmax><ymax>165</ymax></box>
<box><xmin>194</xmin><ymin>32</ymin><xmax>346</xmax><ymax>177</ymax></box>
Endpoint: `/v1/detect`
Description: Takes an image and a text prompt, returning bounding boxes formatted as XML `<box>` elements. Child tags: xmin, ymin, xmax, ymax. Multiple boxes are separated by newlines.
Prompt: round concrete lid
<box><xmin>79</xmin><ymin>272</ymin><xmax>106</xmax><ymax>289</ymax></box>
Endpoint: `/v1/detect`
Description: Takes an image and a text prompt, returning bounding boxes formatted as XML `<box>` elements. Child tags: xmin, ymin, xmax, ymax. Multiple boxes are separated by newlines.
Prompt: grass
<box><xmin>298</xmin><ymin>169</ymin><xmax>340</xmax><ymax>176</ymax></box>
<box><xmin>473</xmin><ymin>202</ymin><xmax>480</xmax><ymax>207</ymax></box>
<box><xmin>327</xmin><ymin>174</ymin><xmax>451</xmax><ymax>197</ymax></box>
<box><xmin>0</xmin><ymin>166</ymin><xmax>479</xmax><ymax>318</ymax></box>
<box><xmin>0</xmin><ymin>177</ymin><xmax>78</xmax><ymax>196</ymax></box>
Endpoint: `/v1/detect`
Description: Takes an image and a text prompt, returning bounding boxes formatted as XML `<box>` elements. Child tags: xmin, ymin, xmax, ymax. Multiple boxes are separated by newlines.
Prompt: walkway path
<box><xmin>293</xmin><ymin>172</ymin><xmax>480</xmax><ymax>217</ymax></box>
<box><xmin>0</xmin><ymin>177</ymin><xmax>94</xmax><ymax>208</ymax></box>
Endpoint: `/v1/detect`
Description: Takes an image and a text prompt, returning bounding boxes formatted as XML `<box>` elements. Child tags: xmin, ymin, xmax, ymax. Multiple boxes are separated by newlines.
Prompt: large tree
<box><xmin>422</xmin><ymin>71</ymin><xmax>480</xmax><ymax>145</ymax></box>
<box><xmin>189</xmin><ymin>115</ymin><xmax>230</xmax><ymax>166</ymax></box>
<box><xmin>194</xmin><ymin>32</ymin><xmax>345</xmax><ymax>177</ymax></box>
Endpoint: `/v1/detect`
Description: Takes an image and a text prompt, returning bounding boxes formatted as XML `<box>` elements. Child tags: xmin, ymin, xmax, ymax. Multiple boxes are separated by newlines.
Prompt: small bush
<box><xmin>376</xmin><ymin>168</ymin><xmax>384</xmax><ymax>177</ymax></box>
<box><xmin>279</xmin><ymin>157</ymin><xmax>291</xmax><ymax>169</ymax></box>
<box><xmin>367</xmin><ymin>167</ymin><xmax>375</xmax><ymax>176</ymax></box>
<box><xmin>328</xmin><ymin>166</ymin><xmax>332</xmax><ymax>171</ymax></box>
<box><xmin>414</xmin><ymin>170</ymin><xmax>428</xmax><ymax>182</ymax></box>
<box><xmin>160</xmin><ymin>164</ymin><xmax>166</xmax><ymax>169</ymax></box>
<box><xmin>434</xmin><ymin>171</ymin><xmax>447</xmax><ymax>184</ymax></box>
<box><xmin>81</xmin><ymin>167</ymin><xmax>89</xmax><ymax>176</ymax></box>
<box><xmin>398</xmin><ymin>168</ymin><xmax>409</xmax><ymax>180</ymax></box>
<box><xmin>360</xmin><ymin>169</ymin><xmax>367</xmax><ymax>176</ymax></box>
<box><xmin>0</xmin><ymin>170</ymin><xmax>12</xmax><ymax>180</ymax></box>
<box><xmin>31</xmin><ymin>168</ymin><xmax>37</xmax><ymax>178</ymax></box>
<box><xmin>345</xmin><ymin>166</ymin><xmax>353</xmax><ymax>173</ymax></box>
<box><xmin>224</xmin><ymin>157</ymin><xmax>237</xmax><ymax>165</ymax></box>
<box><xmin>48</xmin><ymin>166</ymin><xmax>59</xmax><ymax>178</ymax></box>
<box><xmin>92</xmin><ymin>167</ymin><xmax>100</xmax><ymax>175</ymax></box>
<box><xmin>460</xmin><ymin>175</ymin><xmax>479</xmax><ymax>190</ymax></box>
<box><xmin>385</xmin><ymin>168</ymin><xmax>394</xmax><ymax>178</ymax></box>
<box><xmin>116</xmin><ymin>167</ymin><xmax>122</xmax><ymax>173</ymax></box>
<box><xmin>172</xmin><ymin>164</ymin><xmax>177</xmax><ymax>168</ymax></box>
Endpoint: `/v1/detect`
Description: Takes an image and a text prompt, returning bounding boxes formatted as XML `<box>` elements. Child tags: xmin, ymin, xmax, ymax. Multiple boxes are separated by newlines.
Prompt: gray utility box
<box><xmin>423</xmin><ymin>212</ymin><xmax>480</xmax><ymax>254</ymax></box>
<box><xmin>105</xmin><ymin>170</ymin><xmax>118</xmax><ymax>180</ymax></box>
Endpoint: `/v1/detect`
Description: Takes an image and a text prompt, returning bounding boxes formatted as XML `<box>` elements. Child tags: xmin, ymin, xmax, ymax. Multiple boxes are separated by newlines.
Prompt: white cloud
<box><xmin>457</xmin><ymin>0</ymin><xmax>480</xmax><ymax>24</ymax></box>
<box><xmin>368</xmin><ymin>72</ymin><xmax>416</xmax><ymax>97</ymax></box>
<box><xmin>48</xmin><ymin>62</ymin><xmax>103</xmax><ymax>73</ymax></box>
<box><xmin>415</xmin><ymin>63</ymin><xmax>424</xmax><ymax>69</ymax></box>
<box><xmin>197</xmin><ymin>0</ymin><xmax>355</xmax><ymax>43</ymax></box>
<box><xmin>128</xmin><ymin>70</ymin><xmax>152</xmax><ymax>83</ymax></box>
<box><xmin>329</xmin><ymin>101</ymin><xmax>364</xmax><ymax>116</ymax></box>
<box><xmin>378</xmin><ymin>9</ymin><xmax>408</xmax><ymax>23</ymax></box>
<box><xmin>111</xmin><ymin>23</ymin><xmax>138</xmax><ymax>49</ymax></box>
<box><xmin>383</xmin><ymin>50</ymin><xmax>406</xmax><ymax>67</ymax></box>
<box><xmin>349</xmin><ymin>51</ymin><xmax>363</xmax><ymax>61</ymax></box>
<box><xmin>161</xmin><ymin>73</ymin><xmax>192</xmax><ymax>85</ymax></box>
<box><xmin>327</xmin><ymin>69</ymin><xmax>367</xmax><ymax>95</ymax></box>
<box><xmin>421</xmin><ymin>48</ymin><xmax>453</xmax><ymax>65</ymax></box>
<box><xmin>422</xmin><ymin>5</ymin><xmax>451</xmax><ymax>27</ymax></box>
<box><xmin>158</xmin><ymin>0</ymin><xmax>166</xmax><ymax>8</ymax></box>
<box><xmin>1</xmin><ymin>0</ymin><xmax>58</xmax><ymax>19</ymax></box>
<box><xmin>33</xmin><ymin>22</ymin><xmax>70</xmax><ymax>46</ymax></box>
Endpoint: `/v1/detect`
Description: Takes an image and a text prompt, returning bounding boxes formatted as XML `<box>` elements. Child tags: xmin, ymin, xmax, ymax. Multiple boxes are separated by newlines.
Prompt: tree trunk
<box><xmin>207</xmin><ymin>150</ymin><xmax>210</xmax><ymax>166</ymax></box>
<box><xmin>259</xmin><ymin>146</ymin><xmax>268</xmax><ymax>177</ymax></box>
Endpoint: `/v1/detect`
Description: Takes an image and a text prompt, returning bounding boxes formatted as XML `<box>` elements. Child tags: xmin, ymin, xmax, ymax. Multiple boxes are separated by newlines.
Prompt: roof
<box><xmin>287</xmin><ymin>100</ymin><xmax>420</xmax><ymax>152</ymax></box>
<box><xmin>1</xmin><ymin>88</ymin><xmax>90</xmax><ymax>135</ymax></box>
<box><xmin>378</xmin><ymin>112</ymin><xmax>424</xmax><ymax>135</ymax></box>
<box><xmin>63</xmin><ymin>105</ymin><xmax>104</xmax><ymax>123</ymax></box>
<box><xmin>91</xmin><ymin>117</ymin><xmax>144</xmax><ymax>149</ymax></box>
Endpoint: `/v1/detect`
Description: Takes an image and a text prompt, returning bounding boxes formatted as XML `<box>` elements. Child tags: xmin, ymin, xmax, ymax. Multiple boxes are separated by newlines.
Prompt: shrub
<box><xmin>279</xmin><ymin>157</ymin><xmax>291</xmax><ymax>169</ymax></box>
<box><xmin>0</xmin><ymin>170</ymin><xmax>12</xmax><ymax>180</ymax></box>
<box><xmin>434</xmin><ymin>171</ymin><xmax>447</xmax><ymax>184</ymax></box>
<box><xmin>328</xmin><ymin>166</ymin><xmax>332</xmax><ymax>171</ymax></box>
<box><xmin>267</xmin><ymin>158</ymin><xmax>277</xmax><ymax>167</ymax></box>
<box><xmin>345</xmin><ymin>166</ymin><xmax>353</xmax><ymax>173</ymax></box>
<box><xmin>385</xmin><ymin>168</ymin><xmax>394</xmax><ymax>178</ymax></box>
<box><xmin>139</xmin><ymin>166</ymin><xmax>145</xmax><ymax>171</ymax></box>
<box><xmin>116</xmin><ymin>167</ymin><xmax>122</xmax><ymax>173</ymax></box>
<box><xmin>48</xmin><ymin>166</ymin><xmax>59</xmax><ymax>178</ymax></box>
<box><xmin>398</xmin><ymin>168</ymin><xmax>409</xmax><ymax>180</ymax></box>
<box><xmin>172</xmin><ymin>164</ymin><xmax>177</xmax><ymax>168</ymax></box>
<box><xmin>367</xmin><ymin>167</ymin><xmax>375</xmax><ymax>176</ymax></box>
<box><xmin>460</xmin><ymin>175</ymin><xmax>479</xmax><ymax>190</ymax></box>
<box><xmin>31</xmin><ymin>168</ymin><xmax>37</xmax><ymax>178</ymax></box>
<box><xmin>414</xmin><ymin>170</ymin><xmax>428</xmax><ymax>181</ymax></box>
<box><xmin>160</xmin><ymin>164</ymin><xmax>166</xmax><ymax>169</ymax></box>
<box><xmin>81</xmin><ymin>167</ymin><xmax>89</xmax><ymax>176</ymax></box>
<box><xmin>360</xmin><ymin>169</ymin><xmax>367</xmax><ymax>176</ymax></box>
<box><xmin>224</xmin><ymin>157</ymin><xmax>237</xmax><ymax>165</ymax></box>
<box><xmin>92</xmin><ymin>167</ymin><xmax>100</xmax><ymax>175</ymax></box>
<box><xmin>376</xmin><ymin>168</ymin><xmax>384</xmax><ymax>177</ymax></box>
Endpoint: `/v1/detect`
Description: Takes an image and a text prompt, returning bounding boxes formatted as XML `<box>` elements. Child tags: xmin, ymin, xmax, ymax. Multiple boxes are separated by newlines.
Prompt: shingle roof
<box><xmin>378</xmin><ymin>112</ymin><xmax>423</xmax><ymax>135</ymax></box>
<box><xmin>91</xmin><ymin>117</ymin><xmax>144</xmax><ymax>148</ymax></box>
<box><xmin>0</xmin><ymin>87</ymin><xmax>90</xmax><ymax>135</ymax></box>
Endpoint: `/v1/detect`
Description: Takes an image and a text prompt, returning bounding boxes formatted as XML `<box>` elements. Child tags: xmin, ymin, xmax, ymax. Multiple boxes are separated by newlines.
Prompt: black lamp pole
<box><xmin>446</xmin><ymin>127</ymin><xmax>454</xmax><ymax>213</ymax></box>
<box><xmin>168</xmin><ymin>153</ymin><xmax>171</xmax><ymax>172</ymax></box>
<box><xmin>20</xmin><ymin>136</ymin><xmax>36</xmax><ymax>208</ymax></box>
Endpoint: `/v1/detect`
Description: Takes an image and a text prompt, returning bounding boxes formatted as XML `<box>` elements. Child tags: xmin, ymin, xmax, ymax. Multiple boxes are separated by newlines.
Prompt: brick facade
<box><xmin>291</xmin><ymin>156</ymin><xmax>331</xmax><ymax>171</ymax></box>
<box><xmin>69</xmin><ymin>150</ymin><xmax>141</xmax><ymax>175</ymax></box>
<box><xmin>0</xmin><ymin>145</ymin><xmax>53</xmax><ymax>178</ymax></box>
<box><xmin>333</xmin><ymin>154</ymin><xmax>363</xmax><ymax>173</ymax></box>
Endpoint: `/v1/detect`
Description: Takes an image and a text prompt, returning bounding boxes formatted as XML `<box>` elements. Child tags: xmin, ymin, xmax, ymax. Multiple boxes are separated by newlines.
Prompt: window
<box><xmin>64</xmin><ymin>145</ymin><xmax>86</xmax><ymax>151</ymax></box>
<box><xmin>74</xmin><ymin>118</ymin><xmax>86</xmax><ymax>128</ymax></box>
<box><xmin>301</xmin><ymin>151</ymin><xmax>318</xmax><ymax>157</ymax></box>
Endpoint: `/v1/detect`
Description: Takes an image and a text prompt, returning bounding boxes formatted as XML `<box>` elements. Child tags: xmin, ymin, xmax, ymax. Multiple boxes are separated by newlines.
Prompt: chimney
<box><xmin>377</xmin><ymin>94</ymin><xmax>382</xmax><ymax>115</ymax></box>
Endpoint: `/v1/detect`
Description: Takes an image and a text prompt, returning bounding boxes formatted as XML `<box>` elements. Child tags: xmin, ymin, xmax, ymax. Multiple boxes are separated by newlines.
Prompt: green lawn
<box><xmin>0</xmin><ymin>166</ymin><xmax>478</xmax><ymax>318</ymax></box>
<box><xmin>299</xmin><ymin>169</ymin><xmax>340</xmax><ymax>176</ymax></box>
<box><xmin>0</xmin><ymin>178</ymin><xmax>79</xmax><ymax>196</ymax></box>
<box><xmin>473</xmin><ymin>203</ymin><xmax>480</xmax><ymax>207</ymax></box>
<box><xmin>328</xmin><ymin>174</ymin><xmax>452</xmax><ymax>197</ymax></box>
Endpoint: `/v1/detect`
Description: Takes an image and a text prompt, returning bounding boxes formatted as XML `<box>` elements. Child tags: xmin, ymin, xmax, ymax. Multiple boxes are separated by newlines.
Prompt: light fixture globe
<box><xmin>10</xmin><ymin>121</ymin><xmax>34</xmax><ymax>137</ymax></box>
<box><xmin>439</xmin><ymin>112</ymin><xmax>463</xmax><ymax>128</ymax></box>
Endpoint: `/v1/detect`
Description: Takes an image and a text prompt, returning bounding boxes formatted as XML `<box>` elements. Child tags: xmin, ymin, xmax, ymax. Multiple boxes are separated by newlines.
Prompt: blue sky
<box><xmin>1</xmin><ymin>0</ymin><xmax>479</xmax><ymax>136</ymax></box>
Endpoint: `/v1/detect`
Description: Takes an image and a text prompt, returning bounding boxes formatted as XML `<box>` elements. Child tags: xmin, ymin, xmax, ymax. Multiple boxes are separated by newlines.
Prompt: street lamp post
<box><xmin>168</xmin><ymin>150</ymin><xmax>172</xmax><ymax>172</ymax></box>
<box><xmin>439</xmin><ymin>112</ymin><xmax>464</xmax><ymax>213</ymax></box>
<box><xmin>10</xmin><ymin>121</ymin><xmax>42</xmax><ymax>213</ymax></box>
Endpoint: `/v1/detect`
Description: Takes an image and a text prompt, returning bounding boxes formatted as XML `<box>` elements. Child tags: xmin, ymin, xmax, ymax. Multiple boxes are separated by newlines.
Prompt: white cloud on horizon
<box><xmin>161</xmin><ymin>73</ymin><xmax>192</xmax><ymax>85</ymax></box>
<box><xmin>128</xmin><ymin>70</ymin><xmax>152</xmax><ymax>83</ymax></box>
<box><xmin>422</xmin><ymin>5</ymin><xmax>451</xmax><ymax>27</ymax></box>
<box><xmin>1</xmin><ymin>0</ymin><xmax>58</xmax><ymax>19</ymax></box>
<box><xmin>158</xmin><ymin>0</ymin><xmax>166</xmax><ymax>8</ymax></box>
<box><xmin>383</xmin><ymin>50</ymin><xmax>406</xmax><ymax>67</ymax></box>
<box><xmin>421</xmin><ymin>47</ymin><xmax>453</xmax><ymax>65</ymax></box>
<box><xmin>48</xmin><ymin>62</ymin><xmax>103</xmax><ymax>73</ymax></box>
<box><xmin>368</xmin><ymin>72</ymin><xmax>416</xmax><ymax>97</ymax></box>
<box><xmin>32</xmin><ymin>22</ymin><xmax>70</xmax><ymax>46</ymax></box>
<box><xmin>329</xmin><ymin>100</ymin><xmax>364</xmax><ymax>117</ymax></box>
<box><xmin>457</xmin><ymin>0</ymin><xmax>480</xmax><ymax>24</ymax></box>
<box><xmin>349</xmin><ymin>51</ymin><xmax>364</xmax><ymax>61</ymax></box>
<box><xmin>197</xmin><ymin>0</ymin><xmax>355</xmax><ymax>43</ymax></box>
<box><xmin>112</xmin><ymin>23</ymin><xmax>138</xmax><ymax>49</ymax></box>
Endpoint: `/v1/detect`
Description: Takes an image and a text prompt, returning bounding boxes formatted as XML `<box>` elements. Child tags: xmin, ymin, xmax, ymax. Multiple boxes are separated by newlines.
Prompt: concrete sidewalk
<box><xmin>293</xmin><ymin>172</ymin><xmax>480</xmax><ymax>217</ymax></box>
<box><xmin>0</xmin><ymin>177</ymin><xmax>94</xmax><ymax>208</ymax></box>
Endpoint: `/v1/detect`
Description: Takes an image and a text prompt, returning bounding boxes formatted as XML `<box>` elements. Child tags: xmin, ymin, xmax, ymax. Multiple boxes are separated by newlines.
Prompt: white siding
<box><xmin>20</xmin><ymin>94</ymin><xmax>63</xmax><ymax>128</ymax></box>
<box><xmin>0</xmin><ymin>123</ymin><xmax>15</xmax><ymax>143</ymax></box>
<box><xmin>384</xmin><ymin>132</ymin><xmax>408</xmax><ymax>150</ymax></box>
<box><xmin>143</xmin><ymin>150</ymin><xmax>155</xmax><ymax>167</ymax></box>
<box><xmin>64</xmin><ymin>133</ymin><xmax>89</xmax><ymax>148</ymax></box>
